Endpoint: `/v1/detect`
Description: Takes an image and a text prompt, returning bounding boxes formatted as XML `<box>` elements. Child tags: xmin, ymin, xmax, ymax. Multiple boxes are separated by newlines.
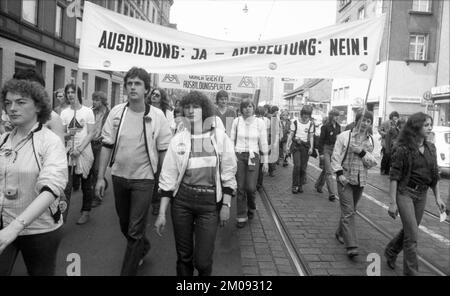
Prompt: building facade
<box><xmin>0</xmin><ymin>0</ymin><xmax>174</xmax><ymax>108</ymax></box>
<box><xmin>332</xmin><ymin>0</ymin><xmax>447</xmax><ymax>126</ymax></box>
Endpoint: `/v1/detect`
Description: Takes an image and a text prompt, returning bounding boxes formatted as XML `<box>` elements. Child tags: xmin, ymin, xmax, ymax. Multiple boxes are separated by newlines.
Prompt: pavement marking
<box><xmin>308</xmin><ymin>163</ymin><xmax>450</xmax><ymax>247</ymax></box>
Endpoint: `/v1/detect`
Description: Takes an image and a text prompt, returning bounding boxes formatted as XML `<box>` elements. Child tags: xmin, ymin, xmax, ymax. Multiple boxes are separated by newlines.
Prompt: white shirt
<box><xmin>290</xmin><ymin>120</ymin><xmax>313</xmax><ymax>142</ymax></box>
<box><xmin>61</xmin><ymin>105</ymin><xmax>95</xmax><ymax>148</ymax></box>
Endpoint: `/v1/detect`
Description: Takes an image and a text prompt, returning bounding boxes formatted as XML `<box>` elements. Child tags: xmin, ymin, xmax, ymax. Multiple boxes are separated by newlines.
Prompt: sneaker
<box><xmin>292</xmin><ymin>186</ymin><xmax>299</xmax><ymax>194</ymax></box>
<box><xmin>76</xmin><ymin>211</ymin><xmax>90</xmax><ymax>225</ymax></box>
<box><xmin>329</xmin><ymin>195</ymin><xmax>336</xmax><ymax>202</ymax></box>
<box><xmin>248</xmin><ymin>211</ymin><xmax>255</xmax><ymax>220</ymax></box>
<box><xmin>298</xmin><ymin>186</ymin><xmax>304</xmax><ymax>193</ymax></box>
<box><xmin>236</xmin><ymin>221</ymin><xmax>247</xmax><ymax>228</ymax></box>
<box><xmin>316</xmin><ymin>186</ymin><xmax>323</xmax><ymax>193</ymax></box>
<box><xmin>91</xmin><ymin>197</ymin><xmax>103</xmax><ymax>208</ymax></box>
<box><xmin>138</xmin><ymin>258</ymin><xmax>144</xmax><ymax>267</ymax></box>
<box><xmin>283</xmin><ymin>162</ymin><xmax>288</xmax><ymax>167</ymax></box>
<box><xmin>346</xmin><ymin>247</ymin><xmax>359</xmax><ymax>258</ymax></box>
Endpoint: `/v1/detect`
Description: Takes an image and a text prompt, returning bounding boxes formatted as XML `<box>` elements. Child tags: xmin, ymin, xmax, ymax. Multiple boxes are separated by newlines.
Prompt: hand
<box><xmin>308</xmin><ymin>148</ymin><xmax>313</xmax><ymax>156</ymax></box>
<box><xmin>220</xmin><ymin>206</ymin><xmax>230</xmax><ymax>227</ymax></box>
<box><xmin>388</xmin><ymin>202</ymin><xmax>398</xmax><ymax>219</ymax></box>
<box><xmin>436</xmin><ymin>198</ymin><xmax>446</xmax><ymax>214</ymax></box>
<box><xmin>154</xmin><ymin>214</ymin><xmax>166</xmax><ymax>236</ymax></box>
<box><xmin>0</xmin><ymin>221</ymin><xmax>22</xmax><ymax>255</ymax></box>
<box><xmin>350</xmin><ymin>145</ymin><xmax>362</xmax><ymax>154</ymax></box>
<box><xmin>95</xmin><ymin>178</ymin><xmax>106</xmax><ymax>199</ymax></box>
<box><xmin>262</xmin><ymin>163</ymin><xmax>269</xmax><ymax>174</ymax></box>
<box><xmin>71</xmin><ymin>148</ymin><xmax>81</xmax><ymax>158</ymax></box>
<box><xmin>338</xmin><ymin>175</ymin><xmax>347</xmax><ymax>186</ymax></box>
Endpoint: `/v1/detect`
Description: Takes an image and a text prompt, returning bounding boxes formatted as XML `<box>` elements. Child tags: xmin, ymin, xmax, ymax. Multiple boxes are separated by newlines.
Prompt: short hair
<box><xmin>215</xmin><ymin>90</ymin><xmax>229</xmax><ymax>103</ymax></box>
<box><xmin>270</xmin><ymin>105</ymin><xmax>279</xmax><ymax>114</ymax></box>
<box><xmin>124</xmin><ymin>67</ymin><xmax>150</xmax><ymax>93</ymax></box>
<box><xmin>328</xmin><ymin>108</ymin><xmax>340</xmax><ymax>117</ymax></box>
<box><xmin>64</xmin><ymin>83</ymin><xmax>82</xmax><ymax>104</ymax></box>
<box><xmin>92</xmin><ymin>91</ymin><xmax>108</xmax><ymax>107</ymax></box>
<box><xmin>355</xmin><ymin>109</ymin><xmax>374</xmax><ymax>124</ymax></box>
<box><xmin>13</xmin><ymin>68</ymin><xmax>46</xmax><ymax>87</ymax></box>
<box><xmin>300</xmin><ymin>105</ymin><xmax>313</xmax><ymax>116</ymax></box>
<box><xmin>180</xmin><ymin>91</ymin><xmax>215</xmax><ymax>121</ymax></box>
<box><xmin>389</xmin><ymin>111</ymin><xmax>400</xmax><ymax>120</ymax></box>
<box><xmin>1</xmin><ymin>79</ymin><xmax>52</xmax><ymax>124</ymax></box>
<box><xmin>240</xmin><ymin>98</ymin><xmax>256</xmax><ymax>114</ymax></box>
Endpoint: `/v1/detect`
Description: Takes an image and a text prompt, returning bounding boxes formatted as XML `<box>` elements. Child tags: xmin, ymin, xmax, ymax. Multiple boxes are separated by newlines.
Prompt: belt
<box><xmin>180</xmin><ymin>183</ymin><xmax>215</xmax><ymax>194</ymax></box>
<box><xmin>406</xmin><ymin>181</ymin><xmax>428</xmax><ymax>192</ymax></box>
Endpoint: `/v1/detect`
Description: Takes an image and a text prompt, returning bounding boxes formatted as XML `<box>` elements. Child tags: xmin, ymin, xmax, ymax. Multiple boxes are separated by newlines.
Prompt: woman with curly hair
<box><xmin>0</xmin><ymin>79</ymin><xmax>68</xmax><ymax>275</ymax></box>
<box><xmin>155</xmin><ymin>91</ymin><xmax>237</xmax><ymax>276</ymax></box>
<box><xmin>385</xmin><ymin>112</ymin><xmax>446</xmax><ymax>275</ymax></box>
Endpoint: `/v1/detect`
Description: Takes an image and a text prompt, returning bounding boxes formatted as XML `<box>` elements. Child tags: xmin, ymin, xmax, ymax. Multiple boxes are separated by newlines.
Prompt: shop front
<box><xmin>431</xmin><ymin>85</ymin><xmax>450</xmax><ymax>127</ymax></box>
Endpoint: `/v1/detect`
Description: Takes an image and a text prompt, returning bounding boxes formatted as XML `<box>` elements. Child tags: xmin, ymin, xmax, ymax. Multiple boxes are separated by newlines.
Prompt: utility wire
<box><xmin>258</xmin><ymin>0</ymin><xmax>276</xmax><ymax>41</ymax></box>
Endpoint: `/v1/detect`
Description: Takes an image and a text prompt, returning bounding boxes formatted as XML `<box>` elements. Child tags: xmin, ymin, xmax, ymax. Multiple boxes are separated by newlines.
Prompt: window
<box><xmin>22</xmin><ymin>0</ymin><xmax>38</xmax><ymax>25</ymax></box>
<box><xmin>71</xmin><ymin>69</ymin><xmax>78</xmax><ymax>85</ymax></box>
<box><xmin>333</xmin><ymin>89</ymin><xmax>338</xmax><ymax>101</ymax></box>
<box><xmin>107</xmin><ymin>0</ymin><xmax>116</xmax><ymax>10</ymax></box>
<box><xmin>55</xmin><ymin>5</ymin><xmax>63</xmax><ymax>37</ymax></box>
<box><xmin>339</xmin><ymin>0</ymin><xmax>351</xmax><ymax>9</ymax></box>
<box><xmin>343</xmin><ymin>87</ymin><xmax>350</xmax><ymax>101</ymax></box>
<box><xmin>117</xmin><ymin>0</ymin><xmax>122</xmax><ymax>12</ymax></box>
<box><xmin>152</xmin><ymin>7</ymin><xmax>155</xmax><ymax>22</ymax></box>
<box><xmin>76</xmin><ymin>18</ymin><xmax>82</xmax><ymax>45</ymax></box>
<box><xmin>412</xmin><ymin>0</ymin><xmax>431</xmax><ymax>12</ymax></box>
<box><xmin>358</xmin><ymin>7</ymin><xmax>365</xmax><ymax>20</ymax></box>
<box><xmin>283</xmin><ymin>83</ymin><xmax>294</xmax><ymax>93</ymax></box>
<box><xmin>124</xmin><ymin>2</ymin><xmax>129</xmax><ymax>15</ymax></box>
<box><xmin>409</xmin><ymin>34</ymin><xmax>428</xmax><ymax>60</ymax></box>
<box><xmin>130</xmin><ymin>8</ymin><xmax>134</xmax><ymax>17</ymax></box>
<box><xmin>15</xmin><ymin>54</ymin><xmax>44</xmax><ymax>78</ymax></box>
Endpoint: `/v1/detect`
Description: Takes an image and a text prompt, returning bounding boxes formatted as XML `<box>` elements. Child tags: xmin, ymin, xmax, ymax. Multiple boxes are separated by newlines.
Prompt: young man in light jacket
<box><xmin>95</xmin><ymin>67</ymin><xmax>172</xmax><ymax>276</ymax></box>
<box><xmin>331</xmin><ymin>110</ymin><xmax>375</xmax><ymax>258</ymax></box>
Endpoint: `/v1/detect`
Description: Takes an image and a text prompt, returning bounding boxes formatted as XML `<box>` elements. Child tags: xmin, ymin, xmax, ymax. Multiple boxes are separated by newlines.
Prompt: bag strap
<box><xmin>341</xmin><ymin>129</ymin><xmax>352</xmax><ymax>165</ymax></box>
<box><xmin>234</xmin><ymin>117</ymin><xmax>240</xmax><ymax>148</ymax></box>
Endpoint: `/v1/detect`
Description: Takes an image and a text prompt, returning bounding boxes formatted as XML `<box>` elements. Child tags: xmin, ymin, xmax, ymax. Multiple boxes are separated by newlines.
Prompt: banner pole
<box><xmin>355</xmin><ymin>78</ymin><xmax>373</xmax><ymax>135</ymax></box>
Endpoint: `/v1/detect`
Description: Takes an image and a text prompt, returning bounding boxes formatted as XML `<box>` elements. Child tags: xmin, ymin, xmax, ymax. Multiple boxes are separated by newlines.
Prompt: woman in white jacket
<box><xmin>155</xmin><ymin>91</ymin><xmax>237</xmax><ymax>276</ymax></box>
<box><xmin>0</xmin><ymin>79</ymin><xmax>68</xmax><ymax>275</ymax></box>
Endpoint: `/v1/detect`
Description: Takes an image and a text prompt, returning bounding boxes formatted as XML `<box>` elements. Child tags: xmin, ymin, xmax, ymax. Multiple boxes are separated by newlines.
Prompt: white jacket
<box><xmin>159</xmin><ymin>128</ymin><xmax>237</xmax><ymax>202</ymax></box>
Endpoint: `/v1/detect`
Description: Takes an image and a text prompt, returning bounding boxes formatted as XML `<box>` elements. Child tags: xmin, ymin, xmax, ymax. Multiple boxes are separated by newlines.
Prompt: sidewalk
<box><xmin>261</xmin><ymin>162</ymin><xmax>436</xmax><ymax>276</ymax></box>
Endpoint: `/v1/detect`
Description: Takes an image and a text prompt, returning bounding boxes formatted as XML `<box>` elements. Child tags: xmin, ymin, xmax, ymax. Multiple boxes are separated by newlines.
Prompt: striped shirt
<box><xmin>230</xmin><ymin>116</ymin><xmax>269</xmax><ymax>163</ymax></box>
<box><xmin>182</xmin><ymin>133</ymin><xmax>217</xmax><ymax>187</ymax></box>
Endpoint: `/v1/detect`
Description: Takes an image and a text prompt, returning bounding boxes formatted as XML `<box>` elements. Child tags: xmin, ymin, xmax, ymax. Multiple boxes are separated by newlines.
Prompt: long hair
<box><xmin>149</xmin><ymin>87</ymin><xmax>172</xmax><ymax>116</ymax></box>
<box><xmin>64</xmin><ymin>83</ymin><xmax>82</xmax><ymax>104</ymax></box>
<box><xmin>396</xmin><ymin>112</ymin><xmax>433</xmax><ymax>151</ymax></box>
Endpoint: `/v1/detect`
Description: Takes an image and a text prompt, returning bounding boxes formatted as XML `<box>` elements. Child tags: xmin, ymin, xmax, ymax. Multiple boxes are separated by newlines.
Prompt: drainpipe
<box><xmin>432</xmin><ymin>0</ymin><xmax>444</xmax><ymax>121</ymax></box>
<box><xmin>382</xmin><ymin>0</ymin><xmax>393</xmax><ymax>121</ymax></box>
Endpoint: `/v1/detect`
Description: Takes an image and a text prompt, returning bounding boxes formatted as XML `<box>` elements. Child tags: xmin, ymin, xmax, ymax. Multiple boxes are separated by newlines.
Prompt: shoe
<box><xmin>269</xmin><ymin>171</ymin><xmax>275</xmax><ymax>177</ymax></box>
<box><xmin>236</xmin><ymin>221</ymin><xmax>247</xmax><ymax>228</ymax></box>
<box><xmin>138</xmin><ymin>258</ymin><xmax>144</xmax><ymax>267</ymax></box>
<box><xmin>315</xmin><ymin>186</ymin><xmax>323</xmax><ymax>193</ymax></box>
<box><xmin>292</xmin><ymin>186</ymin><xmax>299</xmax><ymax>194</ymax></box>
<box><xmin>283</xmin><ymin>162</ymin><xmax>288</xmax><ymax>167</ymax></box>
<box><xmin>248</xmin><ymin>211</ymin><xmax>254</xmax><ymax>220</ymax></box>
<box><xmin>335</xmin><ymin>233</ymin><xmax>344</xmax><ymax>244</ymax></box>
<box><xmin>346</xmin><ymin>247</ymin><xmax>359</xmax><ymax>258</ymax></box>
<box><xmin>384</xmin><ymin>249</ymin><xmax>396</xmax><ymax>270</ymax></box>
<box><xmin>298</xmin><ymin>186</ymin><xmax>303</xmax><ymax>193</ymax></box>
<box><xmin>329</xmin><ymin>195</ymin><xmax>336</xmax><ymax>202</ymax></box>
<box><xmin>152</xmin><ymin>205</ymin><xmax>160</xmax><ymax>216</ymax></box>
<box><xmin>76</xmin><ymin>211</ymin><xmax>90</xmax><ymax>225</ymax></box>
<box><xmin>91</xmin><ymin>197</ymin><xmax>102</xmax><ymax>208</ymax></box>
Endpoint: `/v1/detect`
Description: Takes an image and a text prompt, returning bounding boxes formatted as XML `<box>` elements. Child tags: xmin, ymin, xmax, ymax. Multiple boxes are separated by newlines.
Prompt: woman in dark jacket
<box><xmin>385</xmin><ymin>112</ymin><xmax>446</xmax><ymax>276</ymax></box>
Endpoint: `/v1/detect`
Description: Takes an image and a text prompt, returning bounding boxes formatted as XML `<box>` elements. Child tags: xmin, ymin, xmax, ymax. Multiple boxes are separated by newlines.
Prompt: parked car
<box><xmin>431</xmin><ymin>126</ymin><xmax>450</xmax><ymax>176</ymax></box>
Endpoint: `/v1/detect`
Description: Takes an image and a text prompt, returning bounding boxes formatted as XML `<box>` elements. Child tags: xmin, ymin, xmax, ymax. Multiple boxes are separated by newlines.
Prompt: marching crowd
<box><xmin>0</xmin><ymin>67</ymin><xmax>447</xmax><ymax>276</ymax></box>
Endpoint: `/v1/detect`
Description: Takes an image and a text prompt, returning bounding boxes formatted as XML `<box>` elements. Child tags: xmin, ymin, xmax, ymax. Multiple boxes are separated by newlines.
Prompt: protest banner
<box><xmin>158</xmin><ymin>74</ymin><xmax>256</xmax><ymax>94</ymax></box>
<box><xmin>79</xmin><ymin>2</ymin><xmax>385</xmax><ymax>79</ymax></box>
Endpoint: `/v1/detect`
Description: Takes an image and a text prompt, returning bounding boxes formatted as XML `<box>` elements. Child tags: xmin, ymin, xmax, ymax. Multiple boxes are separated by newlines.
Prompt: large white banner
<box><xmin>158</xmin><ymin>74</ymin><xmax>256</xmax><ymax>94</ymax></box>
<box><xmin>79</xmin><ymin>2</ymin><xmax>385</xmax><ymax>79</ymax></box>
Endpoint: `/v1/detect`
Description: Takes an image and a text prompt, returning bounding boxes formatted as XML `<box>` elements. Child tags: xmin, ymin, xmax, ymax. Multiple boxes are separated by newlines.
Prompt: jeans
<box><xmin>292</xmin><ymin>142</ymin><xmax>309</xmax><ymax>187</ymax></box>
<box><xmin>171</xmin><ymin>184</ymin><xmax>219</xmax><ymax>276</ymax></box>
<box><xmin>315</xmin><ymin>145</ymin><xmax>337</xmax><ymax>197</ymax></box>
<box><xmin>112</xmin><ymin>176</ymin><xmax>154</xmax><ymax>276</ymax></box>
<box><xmin>151</xmin><ymin>171</ymin><xmax>161</xmax><ymax>208</ymax></box>
<box><xmin>385</xmin><ymin>187</ymin><xmax>427</xmax><ymax>276</ymax></box>
<box><xmin>91</xmin><ymin>140</ymin><xmax>102</xmax><ymax>184</ymax></box>
<box><xmin>0</xmin><ymin>227</ymin><xmax>63</xmax><ymax>276</ymax></box>
<box><xmin>236</xmin><ymin>152</ymin><xmax>260</xmax><ymax>222</ymax></box>
<box><xmin>380</xmin><ymin>148</ymin><xmax>391</xmax><ymax>174</ymax></box>
<box><xmin>63</xmin><ymin>166</ymin><xmax>95</xmax><ymax>221</ymax></box>
<box><xmin>336</xmin><ymin>183</ymin><xmax>364</xmax><ymax>249</ymax></box>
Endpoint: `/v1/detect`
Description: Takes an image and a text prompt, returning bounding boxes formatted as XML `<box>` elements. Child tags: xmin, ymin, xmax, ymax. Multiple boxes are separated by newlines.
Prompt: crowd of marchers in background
<box><xmin>0</xmin><ymin>67</ymin><xmax>448</xmax><ymax>277</ymax></box>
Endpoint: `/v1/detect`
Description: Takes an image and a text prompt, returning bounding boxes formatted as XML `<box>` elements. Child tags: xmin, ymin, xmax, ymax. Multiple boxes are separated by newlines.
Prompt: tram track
<box><xmin>258</xmin><ymin>186</ymin><xmax>312</xmax><ymax>276</ymax></box>
<box><xmin>304</xmin><ymin>168</ymin><xmax>449</xmax><ymax>276</ymax></box>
